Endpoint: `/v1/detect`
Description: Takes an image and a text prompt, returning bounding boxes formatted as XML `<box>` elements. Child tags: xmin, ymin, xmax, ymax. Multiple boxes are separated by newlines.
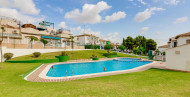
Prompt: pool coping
<box><xmin>25</xmin><ymin>57</ymin><xmax>166</xmax><ymax>82</ymax></box>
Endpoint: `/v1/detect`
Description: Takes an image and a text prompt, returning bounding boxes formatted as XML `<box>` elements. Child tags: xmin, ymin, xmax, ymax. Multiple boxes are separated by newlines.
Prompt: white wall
<box><xmin>78</xmin><ymin>36</ymin><xmax>86</xmax><ymax>45</ymax></box>
<box><xmin>0</xmin><ymin>47</ymin><xmax>90</xmax><ymax>61</ymax></box>
<box><xmin>177</xmin><ymin>36</ymin><xmax>190</xmax><ymax>46</ymax></box>
<box><xmin>166</xmin><ymin>44</ymin><xmax>190</xmax><ymax>71</ymax></box>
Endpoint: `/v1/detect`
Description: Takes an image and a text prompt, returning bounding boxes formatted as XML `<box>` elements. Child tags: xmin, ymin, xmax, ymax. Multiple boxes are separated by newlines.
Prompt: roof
<box><xmin>76</xmin><ymin>34</ymin><xmax>99</xmax><ymax>38</ymax></box>
<box><xmin>175</xmin><ymin>32</ymin><xmax>190</xmax><ymax>39</ymax></box>
<box><xmin>21</xmin><ymin>24</ymin><xmax>36</xmax><ymax>29</ymax></box>
<box><xmin>158</xmin><ymin>45</ymin><xmax>169</xmax><ymax>48</ymax></box>
<box><xmin>99</xmin><ymin>39</ymin><xmax>106</xmax><ymax>42</ymax></box>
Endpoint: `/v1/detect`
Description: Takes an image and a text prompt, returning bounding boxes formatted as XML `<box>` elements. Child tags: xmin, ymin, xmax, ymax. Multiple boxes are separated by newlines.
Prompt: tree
<box><xmin>30</xmin><ymin>36</ymin><xmax>38</xmax><ymax>49</ymax></box>
<box><xmin>104</xmin><ymin>44</ymin><xmax>113</xmax><ymax>53</ymax></box>
<box><xmin>146</xmin><ymin>39</ymin><xmax>157</xmax><ymax>51</ymax></box>
<box><xmin>139</xmin><ymin>47</ymin><xmax>146</xmax><ymax>55</ymax></box>
<box><xmin>40</xmin><ymin>39</ymin><xmax>48</xmax><ymax>48</ymax></box>
<box><xmin>118</xmin><ymin>45</ymin><xmax>126</xmax><ymax>52</ymax></box>
<box><xmin>0</xmin><ymin>27</ymin><xmax>5</xmax><ymax>69</ymax></box>
<box><xmin>69</xmin><ymin>36</ymin><xmax>74</xmax><ymax>49</ymax></box>
<box><xmin>133</xmin><ymin>48</ymin><xmax>138</xmax><ymax>54</ymax></box>
<box><xmin>141</xmin><ymin>36</ymin><xmax>147</xmax><ymax>50</ymax></box>
<box><xmin>69</xmin><ymin>36</ymin><xmax>74</xmax><ymax>54</ymax></box>
<box><xmin>125</xmin><ymin>36</ymin><xmax>134</xmax><ymax>50</ymax></box>
<box><xmin>122</xmin><ymin>38</ymin><xmax>126</xmax><ymax>46</ymax></box>
<box><xmin>134</xmin><ymin>36</ymin><xmax>143</xmax><ymax>48</ymax></box>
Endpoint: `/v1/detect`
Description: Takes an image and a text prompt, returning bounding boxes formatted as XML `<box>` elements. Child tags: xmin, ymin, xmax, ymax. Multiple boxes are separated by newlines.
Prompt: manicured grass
<box><xmin>10</xmin><ymin>50</ymin><xmax>144</xmax><ymax>61</ymax></box>
<box><xmin>0</xmin><ymin>62</ymin><xmax>190</xmax><ymax>97</ymax></box>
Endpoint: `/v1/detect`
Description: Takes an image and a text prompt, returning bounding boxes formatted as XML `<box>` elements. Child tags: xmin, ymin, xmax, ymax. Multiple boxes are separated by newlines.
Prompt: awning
<box><xmin>37</xmin><ymin>27</ymin><xmax>47</xmax><ymax>31</ymax></box>
<box><xmin>41</xmin><ymin>35</ymin><xmax>61</xmax><ymax>40</ymax></box>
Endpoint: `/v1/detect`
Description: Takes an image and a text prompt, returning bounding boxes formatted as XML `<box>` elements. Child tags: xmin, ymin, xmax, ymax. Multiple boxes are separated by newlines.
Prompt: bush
<box><xmin>33</xmin><ymin>52</ymin><xmax>41</xmax><ymax>57</ymax></box>
<box><xmin>118</xmin><ymin>45</ymin><xmax>126</xmax><ymax>51</ymax></box>
<box><xmin>85</xmin><ymin>45</ymin><xmax>100</xmax><ymax>49</ymax></box>
<box><xmin>60</xmin><ymin>51</ymin><xmax>68</xmax><ymax>56</ymax></box>
<box><xmin>162</xmin><ymin>52</ymin><xmax>166</xmax><ymax>55</ymax></box>
<box><xmin>4</xmin><ymin>53</ymin><xmax>14</xmax><ymax>60</ymax></box>
<box><xmin>133</xmin><ymin>48</ymin><xmax>138</xmax><ymax>54</ymax></box>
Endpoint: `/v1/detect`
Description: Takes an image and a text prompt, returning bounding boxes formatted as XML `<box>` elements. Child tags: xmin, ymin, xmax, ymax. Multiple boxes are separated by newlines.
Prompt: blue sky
<box><xmin>0</xmin><ymin>0</ymin><xmax>190</xmax><ymax>46</ymax></box>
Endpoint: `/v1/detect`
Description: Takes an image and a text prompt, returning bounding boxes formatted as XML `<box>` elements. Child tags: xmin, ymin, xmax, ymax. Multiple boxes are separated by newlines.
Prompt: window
<box><xmin>186</xmin><ymin>39</ymin><xmax>190</xmax><ymax>44</ymax></box>
<box><xmin>67</xmin><ymin>41</ymin><xmax>70</xmax><ymax>46</ymax></box>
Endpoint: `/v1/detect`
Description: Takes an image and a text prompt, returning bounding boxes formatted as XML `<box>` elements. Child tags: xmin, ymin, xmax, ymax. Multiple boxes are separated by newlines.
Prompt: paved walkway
<box><xmin>25</xmin><ymin>58</ymin><xmax>166</xmax><ymax>82</ymax></box>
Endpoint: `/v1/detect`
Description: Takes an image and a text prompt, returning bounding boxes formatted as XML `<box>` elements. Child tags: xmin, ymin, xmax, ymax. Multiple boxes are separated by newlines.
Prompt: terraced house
<box><xmin>168</xmin><ymin>32</ymin><xmax>190</xmax><ymax>48</ymax></box>
<box><xmin>0</xmin><ymin>17</ymin><xmax>84</xmax><ymax>49</ymax></box>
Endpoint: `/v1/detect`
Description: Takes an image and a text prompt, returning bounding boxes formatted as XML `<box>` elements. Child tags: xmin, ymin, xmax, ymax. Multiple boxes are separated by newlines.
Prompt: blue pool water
<box><xmin>46</xmin><ymin>58</ymin><xmax>152</xmax><ymax>77</ymax></box>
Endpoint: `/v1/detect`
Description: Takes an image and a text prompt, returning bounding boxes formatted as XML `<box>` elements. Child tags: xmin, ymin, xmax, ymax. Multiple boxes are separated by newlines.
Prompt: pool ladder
<box><xmin>65</xmin><ymin>70</ymin><xmax>73</xmax><ymax>77</ymax></box>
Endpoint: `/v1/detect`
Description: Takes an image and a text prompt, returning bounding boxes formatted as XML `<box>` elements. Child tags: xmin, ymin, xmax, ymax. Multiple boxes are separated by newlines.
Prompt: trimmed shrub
<box><xmin>4</xmin><ymin>53</ymin><xmax>14</xmax><ymax>60</ymax></box>
<box><xmin>33</xmin><ymin>52</ymin><xmax>41</xmax><ymax>57</ymax></box>
<box><xmin>162</xmin><ymin>52</ymin><xmax>166</xmax><ymax>56</ymax></box>
<box><xmin>85</xmin><ymin>45</ymin><xmax>100</xmax><ymax>49</ymax></box>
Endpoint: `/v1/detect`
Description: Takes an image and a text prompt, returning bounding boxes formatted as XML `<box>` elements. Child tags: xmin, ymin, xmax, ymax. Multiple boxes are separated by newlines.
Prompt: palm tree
<box><xmin>0</xmin><ymin>27</ymin><xmax>5</xmax><ymax>69</ymax></box>
<box><xmin>40</xmin><ymin>39</ymin><xmax>48</xmax><ymax>48</ymax></box>
<box><xmin>69</xmin><ymin>36</ymin><xmax>74</xmax><ymax>54</ymax></box>
<box><xmin>30</xmin><ymin>36</ymin><xmax>38</xmax><ymax>49</ymax></box>
<box><xmin>12</xmin><ymin>30</ymin><xmax>17</xmax><ymax>48</ymax></box>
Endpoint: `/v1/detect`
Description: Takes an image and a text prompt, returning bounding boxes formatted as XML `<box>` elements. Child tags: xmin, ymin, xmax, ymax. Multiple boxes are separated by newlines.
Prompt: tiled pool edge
<box><xmin>25</xmin><ymin>58</ymin><xmax>166</xmax><ymax>82</ymax></box>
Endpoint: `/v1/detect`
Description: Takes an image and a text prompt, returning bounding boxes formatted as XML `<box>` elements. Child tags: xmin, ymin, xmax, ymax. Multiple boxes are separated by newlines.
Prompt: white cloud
<box><xmin>65</xmin><ymin>1</ymin><xmax>111</xmax><ymax>24</ymax></box>
<box><xmin>103</xmin><ymin>11</ymin><xmax>126</xmax><ymax>23</ymax></box>
<box><xmin>153</xmin><ymin>0</ymin><xmax>182</xmax><ymax>5</ymax></box>
<box><xmin>58</xmin><ymin>22</ymin><xmax>67</xmax><ymax>28</ymax></box>
<box><xmin>46</xmin><ymin>4</ymin><xmax>63</xmax><ymax>14</ymax></box>
<box><xmin>0</xmin><ymin>8</ymin><xmax>44</xmax><ymax>24</ymax></box>
<box><xmin>164</xmin><ymin>0</ymin><xmax>180</xmax><ymax>5</ymax></box>
<box><xmin>103</xmin><ymin>32</ymin><xmax>122</xmax><ymax>43</ymax></box>
<box><xmin>0</xmin><ymin>0</ymin><xmax>40</xmax><ymax>15</ymax></box>
<box><xmin>140</xmin><ymin>27</ymin><xmax>149</xmax><ymax>34</ymax></box>
<box><xmin>138</xmin><ymin>0</ymin><xmax>147</xmax><ymax>5</ymax></box>
<box><xmin>173</xmin><ymin>17</ymin><xmax>188</xmax><ymax>24</ymax></box>
<box><xmin>134</xmin><ymin>7</ymin><xmax>165</xmax><ymax>22</ymax></box>
<box><xmin>71</xmin><ymin>26</ymin><xmax>101</xmax><ymax>36</ymax></box>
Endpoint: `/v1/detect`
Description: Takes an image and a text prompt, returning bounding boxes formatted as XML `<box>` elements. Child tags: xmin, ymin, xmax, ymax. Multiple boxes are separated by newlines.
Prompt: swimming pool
<box><xmin>46</xmin><ymin>58</ymin><xmax>152</xmax><ymax>77</ymax></box>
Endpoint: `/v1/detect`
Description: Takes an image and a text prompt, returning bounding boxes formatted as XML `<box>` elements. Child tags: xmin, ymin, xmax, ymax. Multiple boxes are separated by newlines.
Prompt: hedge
<box><xmin>6</xmin><ymin>58</ymin><xmax>59</xmax><ymax>63</ymax></box>
<box><xmin>103</xmin><ymin>52</ymin><xmax>117</xmax><ymax>58</ymax></box>
<box><xmin>85</xmin><ymin>45</ymin><xmax>100</xmax><ymax>49</ymax></box>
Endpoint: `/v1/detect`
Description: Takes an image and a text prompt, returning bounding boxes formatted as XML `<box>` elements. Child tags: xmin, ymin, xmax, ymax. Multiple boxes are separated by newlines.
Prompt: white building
<box><xmin>99</xmin><ymin>39</ymin><xmax>107</xmax><ymax>49</ymax></box>
<box><xmin>76</xmin><ymin>34</ymin><xmax>100</xmax><ymax>45</ymax></box>
<box><xmin>166</xmin><ymin>32</ymin><xmax>190</xmax><ymax>72</ymax></box>
<box><xmin>158</xmin><ymin>45</ymin><xmax>169</xmax><ymax>52</ymax></box>
<box><xmin>168</xmin><ymin>32</ymin><xmax>190</xmax><ymax>48</ymax></box>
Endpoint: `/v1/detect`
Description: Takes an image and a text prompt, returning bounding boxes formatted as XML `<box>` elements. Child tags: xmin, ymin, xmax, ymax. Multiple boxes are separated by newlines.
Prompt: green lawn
<box><xmin>0</xmin><ymin>62</ymin><xmax>190</xmax><ymax>97</ymax></box>
<box><xmin>10</xmin><ymin>50</ymin><xmax>145</xmax><ymax>61</ymax></box>
<box><xmin>1</xmin><ymin>50</ymin><xmax>189</xmax><ymax>97</ymax></box>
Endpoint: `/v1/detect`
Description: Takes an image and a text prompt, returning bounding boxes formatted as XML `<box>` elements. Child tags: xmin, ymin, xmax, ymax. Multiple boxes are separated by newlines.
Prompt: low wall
<box><xmin>166</xmin><ymin>44</ymin><xmax>190</xmax><ymax>71</ymax></box>
<box><xmin>154</xmin><ymin>55</ymin><xmax>166</xmax><ymax>61</ymax></box>
<box><xmin>2</xmin><ymin>43</ymin><xmax>28</xmax><ymax>49</ymax></box>
<box><xmin>0</xmin><ymin>47</ymin><xmax>90</xmax><ymax>61</ymax></box>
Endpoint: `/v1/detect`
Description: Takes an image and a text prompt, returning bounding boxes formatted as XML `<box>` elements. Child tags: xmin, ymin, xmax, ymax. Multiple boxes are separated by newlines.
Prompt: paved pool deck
<box><xmin>25</xmin><ymin>58</ymin><xmax>166</xmax><ymax>82</ymax></box>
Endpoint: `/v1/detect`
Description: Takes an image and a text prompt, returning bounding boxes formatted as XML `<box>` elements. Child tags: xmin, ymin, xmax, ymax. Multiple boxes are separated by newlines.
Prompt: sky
<box><xmin>0</xmin><ymin>0</ymin><xmax>190</xmax><ymax>46</ymax></box>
